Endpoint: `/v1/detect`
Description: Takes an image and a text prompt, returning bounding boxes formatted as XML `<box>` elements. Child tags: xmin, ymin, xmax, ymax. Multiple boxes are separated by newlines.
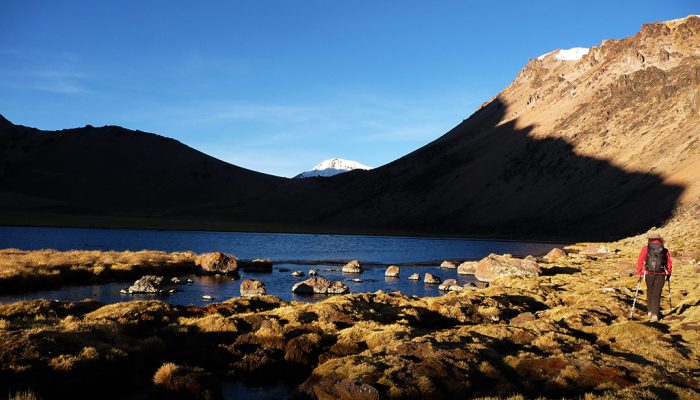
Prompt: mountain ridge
<box><xmin>1</xmin><ymin>15</ymin><xmax>698</xmax><ymax>240</ymax></box>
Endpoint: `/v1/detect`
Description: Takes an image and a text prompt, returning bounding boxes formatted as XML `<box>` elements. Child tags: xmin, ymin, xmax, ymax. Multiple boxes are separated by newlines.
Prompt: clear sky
<box><xmin>1</xmin><ymin>1</ymin><xmax>697</xmax><ymax>177</ymax></box>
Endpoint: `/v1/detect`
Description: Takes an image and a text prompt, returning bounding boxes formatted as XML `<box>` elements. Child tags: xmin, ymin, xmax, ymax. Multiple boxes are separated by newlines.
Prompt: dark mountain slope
<box><xmin>0</xmin><ymin>120</ymin><xmax>286</xmax><ymax>214</ymax></box>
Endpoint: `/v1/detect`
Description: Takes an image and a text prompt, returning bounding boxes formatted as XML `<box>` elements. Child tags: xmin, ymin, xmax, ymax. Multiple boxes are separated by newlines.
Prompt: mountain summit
<box><xmin>294</xmin><ymin>158</ymin><xmax>371</xmax><ymax>178</ymax></box>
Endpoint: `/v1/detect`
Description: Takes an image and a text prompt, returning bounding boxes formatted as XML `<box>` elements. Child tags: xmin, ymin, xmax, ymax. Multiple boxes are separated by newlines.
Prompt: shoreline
<box><xmin>1</xmin><ymin>241</ymin><xmax>698</xmax><ymax>399</ymax></box>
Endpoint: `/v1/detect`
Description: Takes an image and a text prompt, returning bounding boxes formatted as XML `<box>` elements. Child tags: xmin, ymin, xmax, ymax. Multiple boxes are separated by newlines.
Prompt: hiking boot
<box><xmin>650</xmin><ymin>314</ymin><xmax>659</xmax><ymax>322</ymax></box>
<box><xmin>647</xmin><ymin>312</ymin><xmax>652</xmax><ymax>318</ymax></box>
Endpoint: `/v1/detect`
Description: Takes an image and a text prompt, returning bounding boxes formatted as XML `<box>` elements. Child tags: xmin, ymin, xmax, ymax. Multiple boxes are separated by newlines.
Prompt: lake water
<box><xmin>0</xmin><ymin>226</ymin><xmax>563</xmax><ymax>305</ymax></box>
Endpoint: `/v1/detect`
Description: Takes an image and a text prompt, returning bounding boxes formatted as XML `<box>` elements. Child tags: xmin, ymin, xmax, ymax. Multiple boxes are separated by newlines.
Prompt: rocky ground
<box><xmin>1</xmin><ymin>233</ymin><xmax>699</xmax><ymax>400</ymax></box>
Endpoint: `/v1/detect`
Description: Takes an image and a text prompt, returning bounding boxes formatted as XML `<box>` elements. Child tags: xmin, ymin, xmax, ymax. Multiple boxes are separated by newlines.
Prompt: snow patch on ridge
<box><xmin>536</xmin><ymin>47</ymin><xmax>589</xmax><ymax>61</ymax></box>
<box><xmin>295</xmin><ymin>158</ymin><xmax>372</xmax><ymax>178</ymax></box>
<box><xmin>554</xmin><ymin>47</ymin><xmax>589</xmax><ymax>61</ymax></box>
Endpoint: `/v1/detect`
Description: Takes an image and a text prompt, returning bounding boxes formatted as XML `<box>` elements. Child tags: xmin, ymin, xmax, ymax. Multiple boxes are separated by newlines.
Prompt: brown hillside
<box><xmin>220</xmin><ymin>16</ymin><xmax>700</xmax><ymax>239</ymax></box>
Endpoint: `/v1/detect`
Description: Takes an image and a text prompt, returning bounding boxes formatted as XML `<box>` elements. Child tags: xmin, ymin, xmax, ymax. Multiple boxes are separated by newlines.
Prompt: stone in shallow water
<box><xmin>408</xmin><ymin>273</ymin><xmax>420</xmax><ymax>280</ymax></box>
<box><xmin>240</xmin><ymin>279</ymin><xmax>266</xmax><ymax>297</ymax></box>
<box><xmin>440</xmin><ymin>260</ymin><xmax>457</xmax><ymax>269</ymax></box>
<box><xmin>292</xmin><ymin>277</ymin><xmax>349</xmax><ymax>294</ymax></box>
<box><xmin>196</xmin><ymin>252</ymin><xmax>239</xmax><ymax>275</ymax></box>
<box><xmin>424</xmin><ymin>273</ymin><xmax>440</xmax><ymax>284</ymax></box>
<box><xmin>385</xmin><ymin>265</ymin><xmax>400</xmax><ymax>277</ymax></box>
<box><xmin>127</xmin><ymin>275</ymin><xmax>164</xmax><ymax>294</ymax></box>
<box><xmin>342</xmin><ymin>260</ymin><xmax>362</xmax><ymax>273</ymax></box>
<box><xmin>240</xmin><ymin>259</ymin><xmax>273</xmax><ymax>272</ymax></box>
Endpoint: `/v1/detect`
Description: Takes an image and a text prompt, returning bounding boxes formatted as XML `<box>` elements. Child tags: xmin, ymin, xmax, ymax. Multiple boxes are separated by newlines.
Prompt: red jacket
<box><xmin>637</xmin><ymin>245</ymin><xmax>672</xmax><ymax>276</ymax></box>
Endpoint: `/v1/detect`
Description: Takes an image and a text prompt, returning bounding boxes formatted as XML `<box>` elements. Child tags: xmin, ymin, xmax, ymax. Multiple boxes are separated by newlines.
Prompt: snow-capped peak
<box><xmin>294</xmin><ymin>158</ymin><xmax>372</xmax><ymax>178</ymax></box>
<box><xmin>555</xmin><ymin>47</ymin><xmax>589</xmax><ymax>61</ymax></box>
<box><xmin>537</xmin><ymin>47</ymin><xmax>589</xmax><ymax>61</ymax></box>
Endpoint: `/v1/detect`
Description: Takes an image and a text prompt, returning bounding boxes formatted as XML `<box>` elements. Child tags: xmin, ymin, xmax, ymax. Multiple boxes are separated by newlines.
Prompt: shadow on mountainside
<box><xmin>227</xmin><ymin>97</ymin><xmax>684</xmax><ymax>240</ymax></box>
<box><xmin>0</xmin><ymin>98</ymin><xmax>685</xmax><ymax>241</ymax></box>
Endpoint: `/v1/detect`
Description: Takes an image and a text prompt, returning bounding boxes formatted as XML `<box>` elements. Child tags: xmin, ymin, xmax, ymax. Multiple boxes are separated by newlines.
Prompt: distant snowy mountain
<box><xmin>294</xmin><ymin>158</ymin><xmax>372</xmax><ymax>178</ymax></box>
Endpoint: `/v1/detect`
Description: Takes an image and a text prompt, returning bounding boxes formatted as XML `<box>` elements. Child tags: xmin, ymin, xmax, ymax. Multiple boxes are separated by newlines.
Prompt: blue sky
<box><xmin>1</xmin><ymin>1</ymin><xmax>697</xmax><ymax>177</ymax></box>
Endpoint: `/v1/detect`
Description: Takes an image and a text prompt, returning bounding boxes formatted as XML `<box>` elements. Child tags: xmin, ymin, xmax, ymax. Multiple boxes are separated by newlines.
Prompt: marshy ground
<box><xmin>1</xmin><ymin>237</ymin><xmax>699</xmax><ymax>399</ymax></box>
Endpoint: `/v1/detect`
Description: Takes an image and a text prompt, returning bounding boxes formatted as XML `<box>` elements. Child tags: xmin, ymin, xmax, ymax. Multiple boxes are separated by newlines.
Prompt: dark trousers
<box><xmin>645</xmin><ymin>274</ymin><xmax>666</xmax><ymax>316</ymax></box>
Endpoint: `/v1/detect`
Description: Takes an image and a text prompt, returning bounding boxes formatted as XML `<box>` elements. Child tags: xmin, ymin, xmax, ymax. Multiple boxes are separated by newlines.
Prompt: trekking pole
<box><xmin>667</xmin><ymin>275</ymin><xmax>672</xmax><ymax>310</ymax></box>
<box><xmin>629</xmin><ymin>274</ymin><xmax>643</xmax><ymax>319</ymax></box>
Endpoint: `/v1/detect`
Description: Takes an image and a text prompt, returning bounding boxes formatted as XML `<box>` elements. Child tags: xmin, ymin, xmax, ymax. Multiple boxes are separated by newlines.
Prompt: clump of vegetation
<box><xmin>0</xmin><ymin>249</ymin><xmax>197</xmax><ymax>293</ymax></box>
<box><xmin>0</xmin><ymin>238</ymin><xmax>698</xmax><ymax>399</ymax></box>
<box><xmin>153</xmin><ymin>362</ymin><xmax>220</xmax><ymax>400</ymax></box>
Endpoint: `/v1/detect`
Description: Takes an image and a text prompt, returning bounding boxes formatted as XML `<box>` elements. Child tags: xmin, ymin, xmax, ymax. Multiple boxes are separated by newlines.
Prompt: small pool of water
<box><xmin>0</xmin><ymin>263</ymin><xmax>478</xmax><ymax>306</ymax></box>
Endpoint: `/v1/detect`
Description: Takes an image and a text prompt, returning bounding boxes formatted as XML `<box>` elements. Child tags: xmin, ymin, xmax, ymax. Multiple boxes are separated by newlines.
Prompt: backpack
<box><xmin>644</xmin><ymin>242</ymin><xmax>667</xmax><ymax>273</ymax></box>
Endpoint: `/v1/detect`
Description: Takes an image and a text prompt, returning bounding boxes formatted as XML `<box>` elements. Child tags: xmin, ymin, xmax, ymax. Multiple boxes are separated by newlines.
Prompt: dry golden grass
<box><xmin>7</xmin><ymin>391</ymin><xmax>40</xmax><ymax>400</ymax></box>
<box><xmin>1</xmin><ymin>231</ymin><xmax>699</xmax><ymax>399</ymax></box>
<box><xmin>0</xmin><ymin>248</ymin><xmax>197</xmax><ymax>293</ymax></box>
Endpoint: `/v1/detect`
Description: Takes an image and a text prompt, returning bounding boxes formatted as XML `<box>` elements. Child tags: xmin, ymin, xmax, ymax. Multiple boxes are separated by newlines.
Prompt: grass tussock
<box><xmin>0</xmin><ymin>248</ymin><xmax>197</xmax><ymax>293</ymax></box>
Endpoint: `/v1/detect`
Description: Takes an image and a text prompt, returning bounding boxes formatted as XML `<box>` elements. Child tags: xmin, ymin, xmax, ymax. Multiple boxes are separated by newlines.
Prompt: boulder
<box><xmin>474</xmin><ymin>253</ymin><xmax>541</xmax><ymax>282</ymax></box>
<box><xmin>309</xmin><ymin>269</ymin><xmax>318</xmax><ymax>276</ymax></box>
<box><xmin>292</xmin><ymin>277</ymin><xmax>349</xmax><ymax>294</ymax></box>
<box><xmin>342</xmin><ymin>260</ymin><xmax>362</xmax><ymax>273</ymax></box>
<box><xmin>544</xmin><ymin>248</ymin><xmax>567</xmax><ymax>261</ymax></box>
<box><xmin>127</xmin><ymin>275</ymin><xmax>164</xmax><ymax>294</ymax></box>
<box><xmin>438</xmin><ymin>278</ymin><xmax>463</xmax><ymax>291</ymax></box>
<box><xmin>579</xmin><ymin>245</ymin><xmax>611</xmax><ymax>256</ymax></box>
<box><xmin>524</xmin><ymin>255</ymin><xmax>537</xmax><ymax>261</ymax></box>
<box><xmin>408</xmin><ymin>273</ymin><xmax>420</xmax><ymax>280</ymax></box>
<box><xmin>292</xmin><ymin>271</ymin><xmax>305</xmax><ymax>277</ymax></box>
<box><xmin>424</xmin><ymin>273</ymin><xmax>440</xmax><ymax>284</ymax></box>
<box><xmin>457</xmin><ymin>261</ymin><xmax>477</xmax><ymax>275</ymax></box>
<box><xmin>240</xmin><ymin>259</ymin><xmax>273</xmax><ymax>272</ymax></box>
<box><xmin>510</xmin><ymin>312</ymin><xmax>536</xmax><ymax>326</ymax></box>
<box><xmin>440</xmin><ymin>261</ymin><xmax>457</xmax><ymax>269</ymax></box>
<box><xmin>240</xmin><ymin>279</ymin><xmax>266</xmax><ymax>297</ymax></box>
<box><xmin>385</xmin><ymin>265</ymin><xmax>400</xmax><ymax>277</ymax></box>
<box><xmin>195</xmin><ymin>252</ymin><xmax>239</xmax><ymax>275</ymax></box>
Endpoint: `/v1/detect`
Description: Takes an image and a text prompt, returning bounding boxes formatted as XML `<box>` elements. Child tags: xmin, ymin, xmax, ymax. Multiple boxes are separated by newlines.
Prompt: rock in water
<box><xmin>438</xmin><ymin>278</ymin><xmax>463</xmax><ymax>291</ymax></box>
<box><xmin>544</xmin><ymin>248</ymin><xmax>567</xmax><ymax>261</ymax></box>
<box><xmin>385</xmin><ymin>265</ymin><xmax>400</xmax><ymax>277</ymax></box>
<box><xmin>474</xmin><ymin>253</ymin><xmax>541</xmax><ymax>282</ymax></box>
<box><xmin>127</xmin><ymin>275</ymin><xmax>164</xmax><ymax>294</ymax></box>
<box><xmin>240</xmin><ymin>279</ymin><xmax>266</xmax><ymax>297</ymax></box>
<box><xmin>424</xmin><ymin>273</ymin><xmax>440</xmax><ymax>284</ymax></box>
<box><xmin>196</xmin><ymin>252</ymin><xmax>239</xmax><ymax>275</ymax></box>
<box><xmin>240</xmin><ymin>259</ymin><xmax>273</xmax><ymax>272</ymax></box>
<box><xmin>292</xmin><ymin>277</ymin><xmax>349</xmax><ymax>294</ymax></box>
<box><xmin>292</xmin><ymin>271</ymin><xmax>305</xmax><ymax>277</ymax></box>
<box><xmin>440</xmin><ymin>260</ymin><xmax>457</xmax><ymax>269</ymax></box>
<box><xmin>408</xmin><ymin>273</ymin><xmax>420</xmax><ymax>280</ymax></box>
<box><xmin>342</xmin><ymin>260</ymin><xmax>362</xmax><ymax>273</ymax></box>
<box><xmin>457</xmin><ymin>261</ymin><xmax>477</xmax><ymax>275</ymax></box>
<box><xmin>309</xmin><ymin>269</ymin><xmax>318</xmax><ymax>276</ymax></box>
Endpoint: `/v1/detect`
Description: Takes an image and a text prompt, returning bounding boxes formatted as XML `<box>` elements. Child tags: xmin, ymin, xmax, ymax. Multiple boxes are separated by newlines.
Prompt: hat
<box><xmin>647</xmin><ymin>233</ymin><xmax>663</xmax><ymax>241</ymax></box>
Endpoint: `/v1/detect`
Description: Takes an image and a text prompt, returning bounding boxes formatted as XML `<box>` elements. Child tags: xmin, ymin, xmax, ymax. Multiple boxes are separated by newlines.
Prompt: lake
<box><xmin>0</xmin><ymin>226</ymin><xmax>563</xmax><ymax>305</ymax></box>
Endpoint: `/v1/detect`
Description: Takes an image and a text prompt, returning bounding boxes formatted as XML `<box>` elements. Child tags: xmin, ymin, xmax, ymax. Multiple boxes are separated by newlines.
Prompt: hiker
<box><xmin>636</xmin><ymin>233</ymin><xmax>672</xmax><ymax>322</ymax></box>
